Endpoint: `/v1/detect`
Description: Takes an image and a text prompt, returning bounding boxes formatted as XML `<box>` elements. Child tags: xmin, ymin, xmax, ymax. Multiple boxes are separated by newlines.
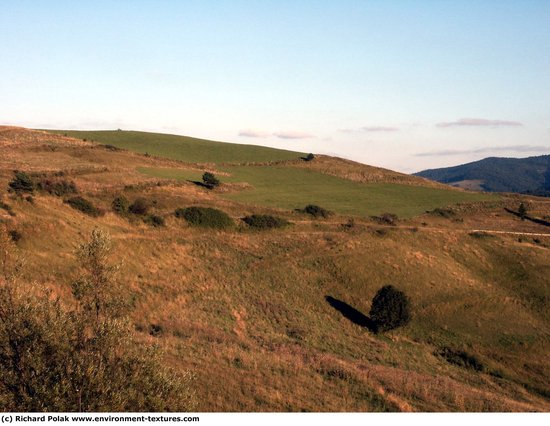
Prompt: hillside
<box><xmin>1</xmin><ymin>126</ymin><xmax>550</xmax><ymax>412</ymax></box>
<box><xmin>415</xmin><ymin>155</ymin><xmax>550</xmax><ymax>195</ymax></box>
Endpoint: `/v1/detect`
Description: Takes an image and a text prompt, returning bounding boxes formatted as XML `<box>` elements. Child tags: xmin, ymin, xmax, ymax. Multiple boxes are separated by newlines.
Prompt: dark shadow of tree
<box><xmin>504</xmin><ymin>208</ymin><xmax>550</xmax><ymax>227</ymax></box>
<box><xmin>325</xmin><ymin>296</ymin><xmax>376</xmax><ymax>332</ymax></box>
<box><xmin>187</xmin><ymin>180</ymin><xmax>214</xmax><ymax>189</ymax></box>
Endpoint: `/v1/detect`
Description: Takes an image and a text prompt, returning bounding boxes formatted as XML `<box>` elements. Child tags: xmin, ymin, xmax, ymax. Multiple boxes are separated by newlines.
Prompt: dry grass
<box><xmin>1</xmin><ymin>127</ymin><xmax>550</xmax><ymax>412</ymax></box>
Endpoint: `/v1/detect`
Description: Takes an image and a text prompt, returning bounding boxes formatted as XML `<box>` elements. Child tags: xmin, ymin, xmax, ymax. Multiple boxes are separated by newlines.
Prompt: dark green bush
<box><xmin>112</xmin><ymin>195</ymin><xmax>130</xmax><ymax>214</ymax></box>
<box><xmin>175</xmin><ymin>207</ymin><xmax>233</xmax><ymax>229</ymax></box>
<box><xmin>202</xmin><ymin>172</ymin><xmax>220</xmax><ymax>189</ymax></box>
<box><xmin>304</xmin><ymin>153</ymin><xmax>315</xmax><ymax>162</ymax></box>
<box><xmin>144</xmin><ymin>214</ymin><xmax>165</xmax><ymax>227</ymax></box>
<box><xmin>302</xmin><ymin>204</ymin><xmax>331</xmax><ymax>219</ymax></box>
<box><xmin>65</xmin><ymin>197</ymin><xmax>103</xmax><ymax>217</ymax></box>
<box><xmin>369</xmin><ymin>285</ymin><xmax>411</xmax><ymax>333</ymax></box>
<box><xmin>129</xmin><ymin>198</ymin><xmax>149</xmax><ymax>215</ymax></box>
<box><xmin>37</xmin><ymin>178</ymin><xmax>78</xmax><ymax>196</ymax></box>
<box><xmin>518</xmin><ymin>202</ymin><xmax>527</xmax><ymax>220</ymax></box>
<box><xmin>242</xmin><ymin>214</ymin><xmax>289</xmax><ymax>229</ymax></box>
<box><xmin>8</xmin><ymin>172</ymin><xmax>35</xmax><ymax>194</ymax></box>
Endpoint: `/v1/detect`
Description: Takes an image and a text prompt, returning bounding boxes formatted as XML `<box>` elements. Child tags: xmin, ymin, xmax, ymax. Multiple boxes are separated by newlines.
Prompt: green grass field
<box><xmin>52</xmin><ymin>130</ymin><xmax>306</xmax><ymax>164</ymax></box>
<box><xmin>139</xmin><ymin>166</ymin><xmax>496</xmax><ymax>217</ymax></box>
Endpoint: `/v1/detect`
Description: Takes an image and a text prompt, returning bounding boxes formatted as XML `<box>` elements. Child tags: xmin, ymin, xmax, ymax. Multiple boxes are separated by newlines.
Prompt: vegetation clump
<box><xmin>373</xmin><ymin>213</ymin><xmax>398</xmax><ymax>226</ymax></box>
<box><xmin>65</xmin><ymin>196</ymin><xmax>103</xmax><ymax>217</ymax></box>
<box><xmin>518</xmin><ymin>202</ymin><xmax>527</xmax><ymax>220</ymax></box>
<box><xmin>369</xmin><ymin>285</ymin><xmax>411</xmax><ymax>333</ymax></box>
<box><xmin>175</xmin><ymin>207</ymin><xmax>233</xmax><ymax>229</ymax></box>
<box><xmin>37</xmin><ymin>178</ymin><xmax>78</xmax><ymax>197</ymax></box>
<box><xmin>111</xmin><ymin>195</ymin><xmax>130</xmax><ymax>215</ymax></box>
<box><xmin>301</xmin><ymin>204</ymin><xmax>332</xmax><ymax>219</ymax></box>
<box><xmin>202</xmin><ymin>172</ymin><xmax>220</xmax><ymax>189</ymax></box>
<box><xmin>304</xmin><ymin>153</ymin><xmax>315</xmax><ymax>162</ymax></box>
<box><xmin>129</xmin><ymin>197</ymin><xmax>149</xmax><ymax>215</ymax></box>
<box><xmin>428</xmin><ymin>207</ymin><xmax>455</xmax><ymax>219</ymax></box>
<box><xmin>0</xmin><ymin>228</ymin><xmax>195</xmax><ymax>411</ymax></box>
<box><xmin>242</xmin><ymin>214</ymin><xmax>289</xmax><ymax>229</ymax></box>
<box><xmin>8</xmin><ymin>171</ymin><xmax>35</xmax><ymax>194</ymax></box>
<box><xmin>144</xmin><ymin>214</ymin><xmax>165</xmax><ymax>227</ymax></box>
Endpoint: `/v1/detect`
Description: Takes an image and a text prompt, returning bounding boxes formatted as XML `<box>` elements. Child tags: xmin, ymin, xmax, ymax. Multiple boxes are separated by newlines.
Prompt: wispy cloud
<box><xmin>415</xmin><ymin>145</ymin><xmax>549</xmax><ymax>157</ymax></box>
<box><xmin>238</xmin><ymin>129</ymin><xmax>270</xmax><ymax>138</ymax></box>
<box><xmin>436</xmin><ymin>118</ymin><xmax>523</xmax><ymax>128</ymax></box>
<box><xmin>339</xmin><ymin>126</ymin><xmax>399</xmax><ymax>133</ymax></box>
<box><xmin>273</xmin><ymin>131</ymin><xmax>314</xmax><ymax>139</ymax></box>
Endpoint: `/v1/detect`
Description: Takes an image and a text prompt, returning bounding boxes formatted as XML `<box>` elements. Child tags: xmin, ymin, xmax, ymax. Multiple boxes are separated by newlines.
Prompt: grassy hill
<box><xmin>2</xmin><ymin>127</ymin><xmax>550</xmax><ymax>411</ymax></box>
<box><xmin>415</xmin><ymin>155</ymin><xmax>550</xmax><ymax>195</ymax></box>
<box><xmin>52</xmin><ymin>130</ymin><xmax>307</xmax><ymax>164</ymax></box>
<box><xmin>47</xmin><ymin>129</ymin><xmax>495</xmax><ymax>218</ymax></box>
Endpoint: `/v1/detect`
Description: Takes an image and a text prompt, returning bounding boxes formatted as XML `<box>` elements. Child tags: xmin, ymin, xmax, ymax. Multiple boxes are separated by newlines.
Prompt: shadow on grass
<box><xmin>504</xmin><ymin>208</ymin><xmax>550</xmax><ymax>227</ymax></box>
<box><xmin>325</xmin><ymin>296</ymin><xmax>376</xmax><ymax>332</ymax></box>
<box><xmin>188</xmin><ymin>180</ymin><xmax>214</xmax><ymax>189</ymax></box>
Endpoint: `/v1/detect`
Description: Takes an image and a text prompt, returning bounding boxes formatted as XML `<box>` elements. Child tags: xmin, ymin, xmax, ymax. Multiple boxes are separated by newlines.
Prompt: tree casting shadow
<box><xmin>325</xmin><ymin>296</ymin><xmax>376</xmax><ymax>332</ymax></box>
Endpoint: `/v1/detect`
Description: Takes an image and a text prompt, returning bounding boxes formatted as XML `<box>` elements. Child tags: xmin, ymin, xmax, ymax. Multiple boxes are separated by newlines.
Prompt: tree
<box><xmin>369</xmin><ymin>285</ymin><xmax>411</xmax><ymax>333</ymax></box>
<box><xmin>202</xmin><ymin>172</ymin><xmax>220</xmax><ymax>189</ymax></box>
<box><xmin>128</xmin><ymin>197</ymin><xmax>149</xmax><ymax>215</ymax></box>
<box><xmin>304</xmin><ymin>153</ymin><xmax>315</xmax><ymax>162</ymax></box>
<box><xmin>518</xmin><ymin>203</ymin><xmax>527</xmax><ymax>221</ymax></box>
<box><xmin>8</xmin><ymin>171</ymin><xmax>35</xmax><ymax>194</ymax></box>
<box><xmin>0</xmin><ymin>227</ymin><xmax>195</xmax><ymax>411</ymax></box>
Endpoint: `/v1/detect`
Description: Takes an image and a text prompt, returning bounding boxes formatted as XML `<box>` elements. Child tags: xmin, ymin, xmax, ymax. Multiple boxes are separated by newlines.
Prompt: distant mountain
<box><xmin>415</xmin><ymin>154</ymin><xmax>550</xmax><ymax>196</ymax></box>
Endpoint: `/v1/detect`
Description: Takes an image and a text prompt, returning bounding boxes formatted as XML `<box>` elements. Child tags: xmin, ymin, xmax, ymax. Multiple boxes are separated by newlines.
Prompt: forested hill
<box><xmin>415</xmin><ymin>155</ymin><xmax>550</xmax><ymax>195</ymax></box>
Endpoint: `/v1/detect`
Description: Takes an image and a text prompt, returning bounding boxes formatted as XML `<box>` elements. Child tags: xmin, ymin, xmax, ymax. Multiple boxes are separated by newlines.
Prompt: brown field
<box><xmin>1</xmin><ymin>127</ymin><xmax>550</xmax><ymax>412</ymax></box>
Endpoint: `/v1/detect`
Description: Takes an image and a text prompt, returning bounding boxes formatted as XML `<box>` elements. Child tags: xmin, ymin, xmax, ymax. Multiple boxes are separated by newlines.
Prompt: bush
<box><xmin>304</xmin><ymin>153</ymin><xmax>315</xmax><ymax>162</ymax></box>
<box><xmin>112</xmin><ymin>196</ymin><xmax>130</xmax><ymax>214</ymax></box>
<box><xmin>242</xmin><ymin>214</ymin><xmax>289</xmax><ymax>229</ymax></box>
<box><xmin>129</xmin><ymin>198</ymin><xmax>149</xmax><ymax>215</ymax></box>
<box><xmin>202</xmin><ymin>172</ymin><xmax>220</xmax><ymax>189</ymax></box>
<box><xmin>144</xmin><ymin>214</ymin><xmax>165</xmax><ymax>227</ymax></box>
<box><xmin>8</xmin><ymin>171</ymin><xmax>35</xmax><ymax>194</ymax></box>
<box><xmin>372</xmin><ymin>213</ymin><xmax>398</xmax><ymax>226</ymax></box>
<box><xmin>301</xmin><ymin>204</ymin><xmax>331</xmax><ymax>219</ymax></box>
<box><xmin>65</xmin><ymin>197</ymin><xmax>102</xmax><ymax>217</ymax></box>
<box><xmin>37</xmin><ymin>178</ymin><xmax>78</xmax><ymax>196</ymax></box>
<box><xmin>0</xmin><ymin>228</ymin><xmax>195</xmax><ymax>411</ymax></box>
<box><xmin>518</xmin><ymin>202</ymin><xmax>527</xmax><ymax>220</ymax></box>
<box><xmin>8</xmin><ymin>230</ymin><xmax>22</xmax><ymax>242</ymax></box>
<box><xmin>175</xmin><ymin>207</ymin><xmax>233</xmax><ymax>229</ymax></box>
<box><xmin>369</xmin><ymin>285</ymin><xmax>411</xmax><ymax>333</ymax></box>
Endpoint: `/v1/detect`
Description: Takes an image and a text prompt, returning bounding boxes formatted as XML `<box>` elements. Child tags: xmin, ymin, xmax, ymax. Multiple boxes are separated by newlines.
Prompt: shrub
<box><xmin>129</xmin><ymin>198</ymin><xmax>149</xmax><ymax>215</ymax></box>
<box><xmin>304</xmin><ymin>153</ymin><xmax>315</xmax><ymax>162</ymax></box>
<box><xmin>518</xmin><ymin>202</ymin><xmax>527</xmax><ymax>220</ymax></box>
<box><xmin>369</xmin><ymin>285</ymin><xmax>411</xmax><ymax>333</ymax></box>
<box><xmin>8</xmin><ymin>230</ymin><xmax>22</xmax><ymax>242</ymax></box>
<box><xmin>242</xmin><ymin>214</ymin><xmax>289</xmax><ymax>229</ymax></box>
<box><xmin>429</xmin><ymin>208</ymin><xmax>455</xmax><ymax>219</ymax></box>
<box><xmin>371</xmin><ymin>213</ymin><xmax>398</xmax><ymax>226</ymax></box>
<box><xmin>301</xmin><ymin>204</ymin><xmax>331</xmax><ymax>219</ymax></box>
<box><xmin>144</xmin><ymin>214</ymin><xmax>165</xmax><ymax>227</ymax></box>
<box><xmin>65</xmin><ymin>196</ymin><xmax>102</xmax><ymax>217</ymax></box>
<box><xmin>25</xmin><ymin>196</ymin><xmax>34</xmax><ymax>204</ymax></box>
<box><xmin>175</xmin><ymin>207</ymin><xmax>233</xmax><ymax>229</ymax></box>
<box><xmin>112</xmin><ymin>195</ymin><xmax>130</xmax><ymax>215</ymax></box>
<box><xmin>202</xmin><ymin>172</ymin><xmax>220</xmax><ymax>189</ymax></box>
<box><xmin>37</xmin><ymin>178</ymin><xmax>78</xmax><ymax>196</ymax></box>
<box><xmin>8</xmin><ymin>171</ymin><xmax>35</xmax><ymax>194</ymax></box>
<box><xmin>0</xmin><ymin>228</ymin><xmax>195</xmax><ymax>411</ymax></box>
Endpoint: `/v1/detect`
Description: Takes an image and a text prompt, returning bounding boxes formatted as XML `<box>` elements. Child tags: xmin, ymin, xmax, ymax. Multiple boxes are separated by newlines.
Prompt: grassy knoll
<box><xmin>139</xmin><ymin>166</ymin><xmax>496</xmax><ymax>218</ymax></box>
<box><xmin>51</xmin><ymin>130</ymin><xmax>305</xmax><ymax>164</ymax></box>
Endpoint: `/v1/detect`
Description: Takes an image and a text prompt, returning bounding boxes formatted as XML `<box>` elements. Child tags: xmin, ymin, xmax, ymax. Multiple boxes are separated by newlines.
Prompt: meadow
<box><xmin>139</xmin><ymin>166</ymin><xmax>495</xmax><ymax>217</ymax></box>
<box><xmin>54</xmin><ymin>130</ymin><xmax>306</xmax><ymax>164</ymax></box>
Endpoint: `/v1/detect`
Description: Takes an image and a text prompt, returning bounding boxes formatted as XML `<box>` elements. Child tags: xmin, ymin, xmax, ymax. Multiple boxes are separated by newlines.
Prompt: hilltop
<box><xmin>415</xmin><ymin>155</ymin><xmax>550</xmax><ymax>196</ymax></box>
<box><xmin>1</xmin><ymin>126</ymin><xmax>549</xmax><ymax>412</ymax></box>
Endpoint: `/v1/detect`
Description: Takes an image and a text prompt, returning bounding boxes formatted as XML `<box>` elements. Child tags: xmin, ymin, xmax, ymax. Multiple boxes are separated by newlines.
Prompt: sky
<box><xmin>1</xmin><ymin>1</ymin><xmax>550</xmax><ymax>173</ymax></box>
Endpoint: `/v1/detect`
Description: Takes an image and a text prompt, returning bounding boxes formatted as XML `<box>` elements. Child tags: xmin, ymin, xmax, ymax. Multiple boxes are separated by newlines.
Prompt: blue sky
<box><xmin>1</xmin><ymin>1</ymin><xmax>549</xmax><ymax>172</ymax></box>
